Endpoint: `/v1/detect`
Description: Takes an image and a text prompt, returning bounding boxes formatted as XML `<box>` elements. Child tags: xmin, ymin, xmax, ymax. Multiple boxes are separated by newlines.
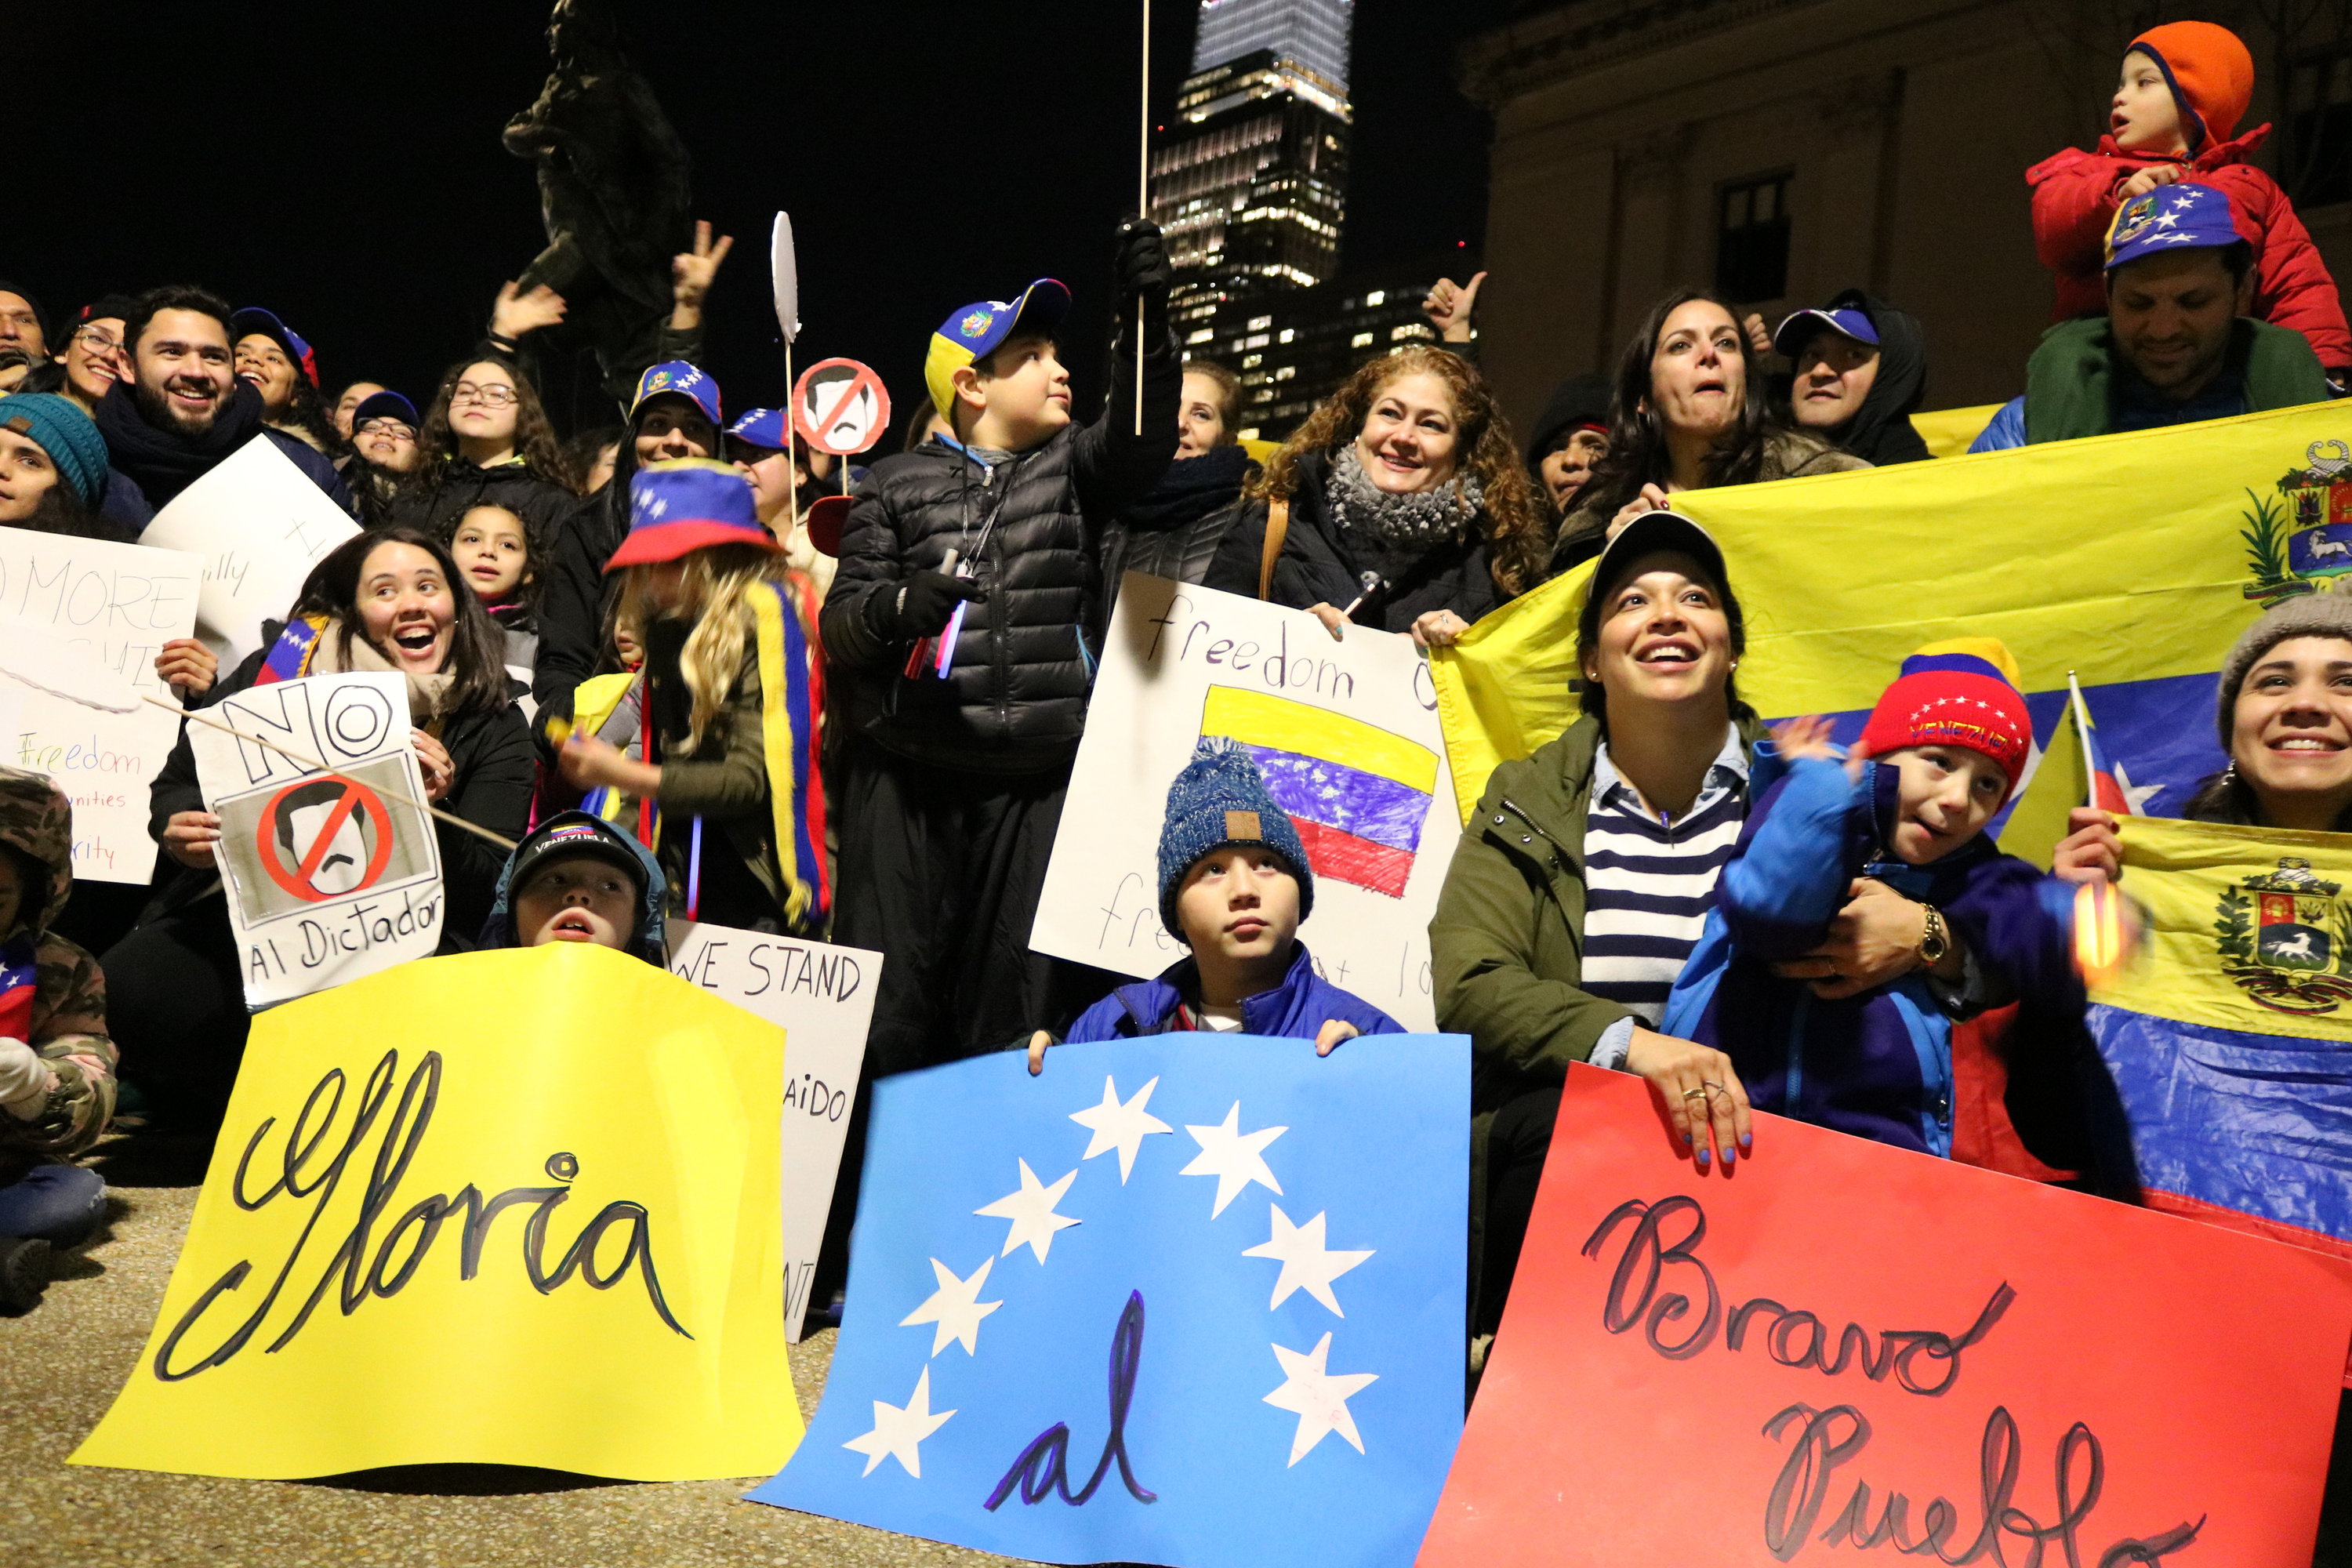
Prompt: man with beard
<box><xmin>0</xmin><ymin>281</ymin><xmax>49</xmax><ymax>392</ymax></box>
<box><xmin>90</xmin><ymin>285</ymin><xmax>351</xmax><ymax>533</ymax></box>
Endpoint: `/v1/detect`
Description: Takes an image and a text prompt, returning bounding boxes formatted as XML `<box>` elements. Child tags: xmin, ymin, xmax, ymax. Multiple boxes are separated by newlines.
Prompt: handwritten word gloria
<box><xmin>1584</xmin><ymin>1196</ymin><xmax>2013</xmax><ymax>1397</ymax></box>
<box><xmin>152</xmin><ymin>1048</ymin><xmax>688</xmax><ymax>1383</ymax></box>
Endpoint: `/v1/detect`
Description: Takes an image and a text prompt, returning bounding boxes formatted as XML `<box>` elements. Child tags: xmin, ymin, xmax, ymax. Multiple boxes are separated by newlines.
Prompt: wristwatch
<box><xmin>1918</xmin><ymin>905</ymin><xmax>1951</xmax><ymax>967</ymax></box>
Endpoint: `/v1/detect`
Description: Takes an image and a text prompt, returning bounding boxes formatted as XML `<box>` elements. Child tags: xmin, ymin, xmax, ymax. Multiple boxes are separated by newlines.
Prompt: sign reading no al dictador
<box><xmin>191</xmin><ymin>672</ymin><xmax>442</xmax><ymax>1007</ymax></box>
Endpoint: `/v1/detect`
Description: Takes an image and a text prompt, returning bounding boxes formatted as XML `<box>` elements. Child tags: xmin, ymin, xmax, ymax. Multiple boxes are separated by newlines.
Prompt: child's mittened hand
<box><xmin>2117</xmin><ymin>165</ymin><xmax>2183</xmax><ymax>201</ymax></box>
<box><xmin>1315</xmin><ymin>1019</ymin><xmax>1359</xmax><ymax>1058</ymax></box>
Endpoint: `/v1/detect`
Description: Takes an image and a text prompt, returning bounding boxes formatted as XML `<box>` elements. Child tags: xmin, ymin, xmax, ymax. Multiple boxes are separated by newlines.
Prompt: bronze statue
<box><xmin>503</xmin><ymin>0</ymin><xmax>694</xmax><ymax>405</ymax></box>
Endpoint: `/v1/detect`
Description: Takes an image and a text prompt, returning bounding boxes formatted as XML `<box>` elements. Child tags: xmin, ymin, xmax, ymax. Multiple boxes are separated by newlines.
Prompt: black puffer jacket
<box><xmin>1103</xmin><ymin>444</ymin><xmax>1255</xmax><ymax>590</ymax></box>
<box><xmin>821</xmin><ymin>341</ymin><xmax>1181</xmax><ymax>773</ymax></box>
<box><xmin>391</xmin><ymin>455</ymin><xmax>578</xmax><ymax>541</ymax></box>
<box><xmin>1203</xmin><ymin>449</ymin><xmax>1502</xmax><ymax>633</ymax></box>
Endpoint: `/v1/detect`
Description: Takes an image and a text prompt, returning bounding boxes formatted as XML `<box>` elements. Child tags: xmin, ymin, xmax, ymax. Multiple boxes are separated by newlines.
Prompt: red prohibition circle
<box><xmin>792</xmin><ymin>357</ymin><xmax>891</xmax><ymax>456</ymax></box>
<box><xmin>256</xmin><ymin>775</ymin><xmax>397</xmax><ymax>903</ymax></box>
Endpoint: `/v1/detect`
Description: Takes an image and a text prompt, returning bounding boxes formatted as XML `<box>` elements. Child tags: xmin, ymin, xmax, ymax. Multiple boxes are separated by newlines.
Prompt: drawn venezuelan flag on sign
<box><xmin>1199</xmin><ymin>685</ymin><xmax>1437</xmax><ymax>898</ymax></box>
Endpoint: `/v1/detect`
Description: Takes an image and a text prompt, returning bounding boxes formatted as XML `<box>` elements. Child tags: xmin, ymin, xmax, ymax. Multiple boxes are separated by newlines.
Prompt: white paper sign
<box><xmin>666</xmin><ymin>920</ymin><xmax>878</xmax><ymax>1341</ymax></box>
<box><xmin>140</xmin><ymin>437</ymin><xmax>359</xmax><ymax>666</ymax></box>
<box><xmin>191</xmin><ymin>673</ymin><xmax>443</xmax><ymax>1007</ymax></box>
<box><xmin>1033</xmin><ymin>573</ymin><xmax>1460</xmax><ymax>1030</ymax></box>
<box><xmin>0</xmin><ymin>526</ymin><xmax>203</xmax><ymax>884</ymax></box>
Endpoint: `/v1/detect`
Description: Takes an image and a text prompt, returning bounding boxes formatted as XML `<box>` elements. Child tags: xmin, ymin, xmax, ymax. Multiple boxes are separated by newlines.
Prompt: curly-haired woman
<box><xmin>393</xmin><ymin>349</ymin><xmax>579</xmax><ymax>543</ymax></box>
<box><xmin>1203</xmin><ymin>345</ymin><xmax>1547</xmax><ymax>647</ymax></box>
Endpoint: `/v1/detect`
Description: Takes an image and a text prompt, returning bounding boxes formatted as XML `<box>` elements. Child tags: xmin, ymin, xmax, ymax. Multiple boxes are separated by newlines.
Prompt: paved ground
<box><xmin>0</xmin><ymin>1131</ymin><xmax>1029</xmax><ymax>1568</ymax></box>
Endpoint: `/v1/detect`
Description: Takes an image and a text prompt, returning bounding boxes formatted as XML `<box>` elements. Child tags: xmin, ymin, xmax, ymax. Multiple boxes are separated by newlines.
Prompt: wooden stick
<box><xmin>146</xmin><ymin>695</ymin><xmax>519</xmax><ymax>853</ymax></box>
<box><xmin>785</xmin><ymin>337</ymin><xmax>801</xmax><ymax>542</ymax></box>
<box><xmin>1134</xmin><ymin>0</ymin><xmax>1150</xmax><ymax>437</ymax></box>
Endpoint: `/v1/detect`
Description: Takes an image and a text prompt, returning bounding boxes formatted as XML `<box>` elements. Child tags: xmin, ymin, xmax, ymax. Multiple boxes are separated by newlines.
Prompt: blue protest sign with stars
<box><xmin>749</xmin><ymin>1032</ymin><xmax>1469</xmax><ymax>1567</ymax></box>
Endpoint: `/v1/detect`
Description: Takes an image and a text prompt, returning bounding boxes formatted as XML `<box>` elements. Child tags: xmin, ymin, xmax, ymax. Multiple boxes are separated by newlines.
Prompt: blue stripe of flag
<box><xmin>1240</xmin><ymin>744</ymin><xmax>1432</xmax><ymax>853</ymax></box>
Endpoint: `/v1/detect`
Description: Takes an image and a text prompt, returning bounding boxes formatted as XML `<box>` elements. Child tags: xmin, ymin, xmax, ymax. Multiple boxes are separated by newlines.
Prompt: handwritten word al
<box><xmin>984</xmin><ymin>1290</ymin><xmax>1158</xmax><ymax>1510</ymax></box>
<box><xmin>1584</xmin><ymin>1196</ymin><xmax>2013</xmax><ymax>1396</ymax></box>
<box><xmin>1764</xmin><ymin>1403</ymin><xmax>2203</xmax><ymax>1565</ymax></box>
<box><xmin>154</xmin><ymin>1048</ymin><xmax>687</xmax><ymax>1381</ymax></box>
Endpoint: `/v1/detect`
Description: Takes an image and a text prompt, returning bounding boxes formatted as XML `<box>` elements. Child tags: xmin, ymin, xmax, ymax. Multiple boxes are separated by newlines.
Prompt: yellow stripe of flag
<box><xmin>1202</xmin><ymin>686</ymin><xmax>1439</xmax><ymax>793</ymax></box>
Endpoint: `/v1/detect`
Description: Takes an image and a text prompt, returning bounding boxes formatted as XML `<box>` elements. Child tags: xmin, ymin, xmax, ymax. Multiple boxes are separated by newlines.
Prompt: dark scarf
<box><xmin>1125</xmin><ymin>443</ymin><xmax>1253</xmax><ymax>532</ymax></box>
<box><xmin>93</xmin><ymin>376</ymin><xmax>268</xmax><ymax>510</ymax></box>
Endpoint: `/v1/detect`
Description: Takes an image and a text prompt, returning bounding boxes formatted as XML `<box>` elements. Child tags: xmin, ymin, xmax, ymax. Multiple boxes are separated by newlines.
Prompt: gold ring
<box><xmin>1681</xmin><ymin>1088</ymin><xmax>1708</xmax><ymax>1101</ymax></box>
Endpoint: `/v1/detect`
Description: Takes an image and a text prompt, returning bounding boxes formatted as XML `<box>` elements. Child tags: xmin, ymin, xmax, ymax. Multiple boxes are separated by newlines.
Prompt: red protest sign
<box><xmin>1419</xmin><ymin>1065</ymin><xmax>2352</xmax><ymax>1566</ymax></box>
<box><xmin>791</xmin><ymin>358</ymin><xmax>891</xmax><ymax>457</ymax></box>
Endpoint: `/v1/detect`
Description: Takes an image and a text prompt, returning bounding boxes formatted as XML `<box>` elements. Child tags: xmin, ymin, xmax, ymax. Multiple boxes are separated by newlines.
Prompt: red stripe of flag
<box><xmin>1292</xmin><ymin>817</ymin><xmax>1414</xmax><ymax>899</ymax></box>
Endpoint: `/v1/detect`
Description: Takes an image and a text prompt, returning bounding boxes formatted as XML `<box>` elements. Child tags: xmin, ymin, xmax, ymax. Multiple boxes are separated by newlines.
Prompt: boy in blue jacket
<box><xmin>1032</xmin><ymin>740</ymin><xmax>1402</xmax><ymax>1068</ymax></box>
<box><xmin>1661</xmin><ymin>641</ymin><xmax>2083</xmax><ymax>1156</ymax></box>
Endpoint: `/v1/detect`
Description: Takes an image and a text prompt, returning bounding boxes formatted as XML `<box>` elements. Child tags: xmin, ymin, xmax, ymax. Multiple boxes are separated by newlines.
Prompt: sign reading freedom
<box><xmin>1419</xmin><ymin>1066</ymin><xmax>2352</xmax><ymax>1566</ymax></box>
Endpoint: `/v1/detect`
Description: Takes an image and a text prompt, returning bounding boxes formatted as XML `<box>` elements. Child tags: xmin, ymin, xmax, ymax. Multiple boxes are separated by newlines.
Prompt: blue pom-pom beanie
<box><xmin>1156</xmin><ymin>738</ymin><xmax>1314</xmax><ymax>939</ymax></box>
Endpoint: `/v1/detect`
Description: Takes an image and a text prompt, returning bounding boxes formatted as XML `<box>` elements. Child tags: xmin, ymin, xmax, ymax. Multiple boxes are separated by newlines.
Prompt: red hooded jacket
<box><xmin>2027</xmin><ymin>124</ymin><xmax>2351</xmax><ymax>371</ymax></box>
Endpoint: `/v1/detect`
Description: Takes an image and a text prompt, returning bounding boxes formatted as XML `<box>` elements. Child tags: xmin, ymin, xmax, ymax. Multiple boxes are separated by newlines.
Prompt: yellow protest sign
<box><xmin>1433</xmin><ymin>402</ymin><xmax>2347</xmax><ymax>822</ymax></box>
<box><xmin>73</xmin><ymin>942</ymin><xmax>802</xmax><ymax>1481</ymax></box>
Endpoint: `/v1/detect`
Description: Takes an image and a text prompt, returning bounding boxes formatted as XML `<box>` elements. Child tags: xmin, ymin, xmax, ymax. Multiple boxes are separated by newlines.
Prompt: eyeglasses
<box><xmin>72</xmin><ymin>326</ymin><xmax>121</xmax><ymax>356</ymax></box>
<box><xmin>358</xmin><ymin>419</ymin><xmax>417</xmax><ymax>441</ymax></box>
<box><xmin>451</xmin><ymin>383</ymin><xmax>517</xmax><ymax>408</ymax></box>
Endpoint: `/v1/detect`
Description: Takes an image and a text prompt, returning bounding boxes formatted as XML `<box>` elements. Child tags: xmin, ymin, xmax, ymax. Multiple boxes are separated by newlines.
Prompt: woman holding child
<box><xmin>102</xmin><ymin>528</ymin><xmax>534</xmax><ymax>1124</ymax></box>
<box><xmin>1431</xmin><ymin>513</ymin><xmax>1975</xmax><ymax>1337</ymax></box>
<box><xmin>1204</xmin><ymin>343</ymin><xmax>1548</xmax><ymax>646</ymax></box>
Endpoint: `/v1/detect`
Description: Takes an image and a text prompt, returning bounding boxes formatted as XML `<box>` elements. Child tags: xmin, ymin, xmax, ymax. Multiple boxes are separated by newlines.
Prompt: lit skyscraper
<box><xmin>1192</xmin><ymin>0</ymin><xmax>1354</xmax><ymax>97</ymax></box>
<box><xmin>1151</xmin><ymin>0</ymin><xmax>1457</xmax><ymax>441</ymax></box>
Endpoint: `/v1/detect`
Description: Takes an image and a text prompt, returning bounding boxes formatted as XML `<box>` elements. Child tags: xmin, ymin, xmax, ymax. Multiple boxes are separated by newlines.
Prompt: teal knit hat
<box><xmin>0</xmin><ymin>393</ymin><xmax>107</xmax><ymax>507</ymax></box>
<box><xmin>1156</xmin><ymin>739</ymin><xmax>1315</xmax><ymax>939</ymax></box>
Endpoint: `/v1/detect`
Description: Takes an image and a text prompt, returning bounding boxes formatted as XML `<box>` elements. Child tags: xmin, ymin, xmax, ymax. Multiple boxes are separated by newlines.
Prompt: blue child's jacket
<box><xmin>1661</xmin><ymin>753</ymin><xmax>2082</xmax><ymax>1156</ymax></box>
<box><xmin>1064</xmin><ymin>942</ymin><xmax>1406</xmax><ymax>1042</ymax></box>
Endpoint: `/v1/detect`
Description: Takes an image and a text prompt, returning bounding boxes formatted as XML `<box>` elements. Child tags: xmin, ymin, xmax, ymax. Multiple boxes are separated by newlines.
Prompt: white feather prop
<box><xmin>771</xmin><ymin>210</ymin><xmax>800</xmax><ymax>345</ymax></box>
<box><xmin>0</xmin><ymin>617</ymin><xmax>141</xmax><ymax>713</ymax></box>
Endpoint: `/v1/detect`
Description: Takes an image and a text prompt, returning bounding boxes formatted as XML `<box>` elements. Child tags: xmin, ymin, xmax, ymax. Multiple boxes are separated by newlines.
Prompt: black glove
<box><xmin>1112</xmin><ymin>216</ymin><xmax>1172</xmax><ymax>344</ymax></box>
<box><xmin>866</xmin><ymin>569</ymin><xmax>985</xmax><ymax>642</ymax></box>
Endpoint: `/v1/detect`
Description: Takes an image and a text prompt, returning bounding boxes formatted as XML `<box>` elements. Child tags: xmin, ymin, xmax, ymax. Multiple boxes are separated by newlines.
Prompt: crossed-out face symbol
<box><xmin>259</xmin><ymin>775</ymin><xmax>395</xmax><ymax>902</ymax></box>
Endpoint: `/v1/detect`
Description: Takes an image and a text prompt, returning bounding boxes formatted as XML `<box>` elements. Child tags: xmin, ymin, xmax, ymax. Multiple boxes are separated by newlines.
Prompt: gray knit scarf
<box><xmin>1323</xmin><ymin>445</ymin><xmax>1483</xmax><ymax>545</ymax></box>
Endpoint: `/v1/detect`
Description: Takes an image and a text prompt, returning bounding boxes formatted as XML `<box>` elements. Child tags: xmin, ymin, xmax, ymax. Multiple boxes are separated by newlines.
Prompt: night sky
<box><xmin>13</xmin><ymin>1</ymin><xmax>1514</xmax><ymax>434</ymax></box>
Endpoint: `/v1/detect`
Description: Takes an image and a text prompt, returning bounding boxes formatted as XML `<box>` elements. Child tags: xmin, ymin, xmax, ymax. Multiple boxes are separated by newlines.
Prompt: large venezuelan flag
<box><xmin>1200</xmin><ymin>685</ymin><xmax>1438</xmax><ymax>898</ymax></box>
<box><xmin>1430</xmin><ymin>401</ymin><xmax>2352</xmax><ymax>834</ymax></box>
<box><xmin>2090</xmin><ymin>815</ymin><xmax>2352</xmax><ymax>1258</ymax></box>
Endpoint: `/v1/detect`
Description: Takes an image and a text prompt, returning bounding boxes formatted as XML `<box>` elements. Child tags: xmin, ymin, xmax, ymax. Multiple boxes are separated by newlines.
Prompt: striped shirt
<box><xmin>1581</xmin><ymin>728</ymin><xmax>1751</xmax><ymax>1025</ymax></box>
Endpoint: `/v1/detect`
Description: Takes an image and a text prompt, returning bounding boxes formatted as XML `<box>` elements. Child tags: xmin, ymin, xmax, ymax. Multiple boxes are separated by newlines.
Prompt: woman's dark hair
<box><xmin>1573</xmin><ymin>543</ymin><xmax>1746</xmax><ymax>725</ymax></box>
<box><xmin>14</xmin><ymin>475</ymin><xmax>120</xmax><ymax>541</ymax></box>
<box><xmin>9</xmin><ymin>359</ymin><xmax>66</xmax><ymax>396</ymax></box>
<box><xmin>2183</xmin><ymin>764</ymin><xmax>2352</xmax><ymax>829</ymax></box>
<box><xmin>294</xmin><ymin>525</ymin><xmax>513</xmax><ymax>721</ymax></box>
<box><xmin>348</xmin><ymin>454</ymin><xmax>419</xmax><ymax>531</ymax></box>
<box><xmin>1575</xmin><ymin>287</ymin><xmax>1782</xmax><ymax>524</ymax></box>
<box><xmin>417</xmin><ymin>350</ymin><xmax>576</xmax><ymax>492</ymax></box>
<box><xmin>268</xmin><ymin>368</ymin><xmax>345</xmax><ymax>459</ymax></box>
<box><xmin>898</xmin><ymin>393</ymin><xmax>946</xmax><ymax>452</ymax></box>
<box><xmin>562</xmin><ymin>423</ymin><xmax>624</xmax><ymax>493</ymax></box>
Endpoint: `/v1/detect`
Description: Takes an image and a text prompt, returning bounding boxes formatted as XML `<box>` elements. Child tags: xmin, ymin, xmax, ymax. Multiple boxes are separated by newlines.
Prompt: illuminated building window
<box><xmin>1350</xmin><ymin>331</ymin><xmax>1374</xmax><ymax>347</ymax></box>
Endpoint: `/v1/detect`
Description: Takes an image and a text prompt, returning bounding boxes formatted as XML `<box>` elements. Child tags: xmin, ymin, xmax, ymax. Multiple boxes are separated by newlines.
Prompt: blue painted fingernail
<box><xmin>1722</xmin><ymin>1147</ymin><xmax>1736</xmax><ymax>1167</ymax></box>
<box><xmin>1740</xmin><ymin>1132</ymin><xmax>1753</xmax><ymax>1149</ymax></box>
<box><xmin>1693</xmin><ymin>1148</ymin><xmax>1710</xmax><ymax>1171</ymax></box>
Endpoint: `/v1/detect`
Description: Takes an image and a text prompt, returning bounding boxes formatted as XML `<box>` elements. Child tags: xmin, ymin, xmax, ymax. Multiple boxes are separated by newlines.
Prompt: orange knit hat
<box><xmin>2128</xmin><ymin>21</ymin><xmax>2256</xmax><ymax>149</ymax></box>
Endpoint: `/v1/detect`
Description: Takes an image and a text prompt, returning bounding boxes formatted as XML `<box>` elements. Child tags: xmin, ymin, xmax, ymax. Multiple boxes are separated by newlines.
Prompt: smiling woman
<box><xmin>1553</xmin><ymin>288</ymin><xmax>1870</xmax><ymax>574</ymax></box>
<box><xmin>1202</xmin><ymin>345</ymin><xmax>1548</xmax><ymax>648</ymax></box>
<box><xmin>100</xmin><ymin>528</ymin><xmax>533</xmax><ymax>1127</ymax></box>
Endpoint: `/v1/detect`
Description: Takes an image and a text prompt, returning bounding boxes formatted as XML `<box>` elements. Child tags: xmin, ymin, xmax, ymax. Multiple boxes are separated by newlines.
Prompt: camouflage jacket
<box><xmin>0</xmin><ymin>931</ymin><xmax>115</xmax><ymax>1176</ymax></box>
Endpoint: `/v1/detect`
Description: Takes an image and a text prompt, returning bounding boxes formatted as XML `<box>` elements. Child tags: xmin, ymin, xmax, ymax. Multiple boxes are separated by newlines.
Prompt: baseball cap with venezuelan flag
<box><xmin>924</xmin><ymin>280</ymin><xmax>1071</xmax><ymax>425</ymax></box>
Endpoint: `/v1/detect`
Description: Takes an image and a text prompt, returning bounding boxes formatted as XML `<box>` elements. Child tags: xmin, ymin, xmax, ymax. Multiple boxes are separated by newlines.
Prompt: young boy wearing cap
<box><xmin>479</xmin><ymin>810</ymin><xmax>668</xmax><ymax>961</ymax></box>
<box><xmin>1035</xmin><ymin>742</ymin><xmax>1402</xmax><ymax>1062</ymax></box>
<box><xmin>1659</xmin><ymin>642</ymin><xmax>2087</xmax><ymax>1158</ymax></box>
<box><xmin>2031</xmin><ymin>20</ymin><xmax>2350</xmax><ymax>376</ymax></box>
<box><xmin>820</xmin><ymin>219</ymin><xmax>1180</xmax><ymax>1077</ymax></box>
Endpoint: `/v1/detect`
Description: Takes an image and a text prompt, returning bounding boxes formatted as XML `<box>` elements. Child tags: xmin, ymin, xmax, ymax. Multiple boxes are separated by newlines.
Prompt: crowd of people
<box><xmin>0</xmin><ymin>31</ymin><xmax>2346</xmax><ymax>1518</ymax></box>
